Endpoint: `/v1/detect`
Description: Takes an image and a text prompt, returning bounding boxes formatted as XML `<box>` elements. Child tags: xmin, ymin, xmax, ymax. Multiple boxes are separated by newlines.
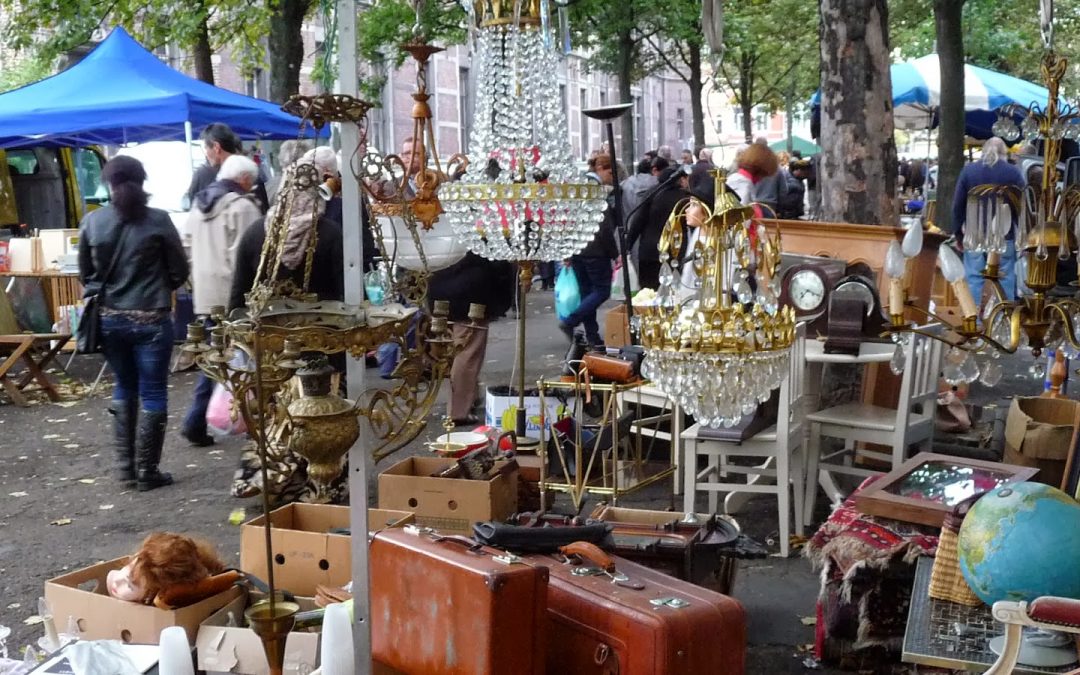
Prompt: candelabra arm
<box><xmin>899</xmin><ymin>302</ymin><xmax>964</xmax><ymax>327</ymax></box>
<box><xmin>1048</xmin><ymin>302</ymin><xmax>1080</xmax><ymax>350</ymax></box>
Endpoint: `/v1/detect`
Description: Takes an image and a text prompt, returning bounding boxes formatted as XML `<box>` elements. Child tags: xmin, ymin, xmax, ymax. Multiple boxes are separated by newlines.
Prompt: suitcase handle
<box><xmin>560</xmin><ymin>541</ymin><xmax>616</xmax><ymax>573</ymax></box>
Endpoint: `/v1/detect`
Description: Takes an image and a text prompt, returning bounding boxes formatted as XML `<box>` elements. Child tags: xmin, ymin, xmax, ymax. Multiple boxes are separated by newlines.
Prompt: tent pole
<box><xmin>336</xmin><ymin>0</ymin><xmax>373</xmax><ymax>673</ymax></box>
<box><xmin>184</xmin><ymin>120</ymin><xmax>196</xmax><ymax>174</ymax></box>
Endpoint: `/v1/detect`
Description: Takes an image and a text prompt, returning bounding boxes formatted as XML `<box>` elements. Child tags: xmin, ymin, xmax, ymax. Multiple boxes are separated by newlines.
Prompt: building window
<box><xmin>599</xmin><ymin>90</ymin><xmax>607</xmax><ymax>109</ymax></box>
<box><xmin>657</xmin><ymin>101</ymin><xmax>665</xmax><ymax>147</ymax></box>
<box><xmin>560</xmin><ymin>84</ymin><xmax>569</xmax><ymax>126</ymax></box>
<box><xmin>459</xmin><ymin>67</ymin><xmax>472</xmax><ymax>151</ymax></box>
<box><xmin>676</xmin><ymin>108</ymin><xmax>685</xmax><ymax>146</ymax></box>
<box><xmin>580</xmin><ymin>87</ymin><xmax>589</xmax><ymax>157</ymax></box>
<box><xmin>634</xmin><ymin>96</ymin><xmax>644</xmax><ymax>157</ymax></box>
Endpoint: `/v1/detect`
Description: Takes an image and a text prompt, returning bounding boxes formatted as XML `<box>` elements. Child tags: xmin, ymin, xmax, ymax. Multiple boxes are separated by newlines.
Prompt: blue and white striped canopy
<box><xmin>811</xmin><ymin>54</ymin><xmax>1059</xmax><ymax>131</ymax></box>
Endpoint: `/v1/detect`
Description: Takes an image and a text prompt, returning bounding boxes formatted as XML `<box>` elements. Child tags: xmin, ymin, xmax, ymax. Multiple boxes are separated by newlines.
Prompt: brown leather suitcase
<box><xmin>524</xmin><ymin>542</ymin><xmax>746</xmax><ymax>675</ymax></box>
<box><xmin>370</xmin><ymin>526</ymin><xmax>549</xmax><ymax>674</ymax></box>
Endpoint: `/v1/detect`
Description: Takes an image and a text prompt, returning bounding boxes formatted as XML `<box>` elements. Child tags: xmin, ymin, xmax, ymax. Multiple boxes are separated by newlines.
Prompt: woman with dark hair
<box><xmin>78</xmin><ymin>156</ymin><xmax>189</xmax><ymax>492</ymax></box>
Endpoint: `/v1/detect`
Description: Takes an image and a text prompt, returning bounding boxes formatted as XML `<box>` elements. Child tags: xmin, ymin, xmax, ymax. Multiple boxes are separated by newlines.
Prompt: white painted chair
<box><xmin>986</xmin><ymin>597</ymin><xmax>1080</xmax><ymax>674</ymax></box>
<box><xmin>681</xmin><ymin>323</ymin><xmax>807</xmax><ymax>557</ymax></box>
<box><xmin>802</xmin><ymin>325</ymin><xmax>944</xmax><ymax>525</ymax></box>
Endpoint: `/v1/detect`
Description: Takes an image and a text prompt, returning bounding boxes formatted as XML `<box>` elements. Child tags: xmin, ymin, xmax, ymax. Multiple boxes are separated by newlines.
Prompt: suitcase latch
<box><xmin>571</xmin><ymin>566</ymin><xmax>607</xmax><ymax>577</ymax></box>
<box><xmin>404</xmin><ymin>525</ymin><xmax>438</xmax><ymax>537</ymax></box>
<box><xmin>650</xmin><ymin>597</ymin><xmax>691</xmax><ymax>609</ymax></box>
<box><xmin>493</xmin><ymin>553</ymin><xmax>523</xmax><ymax>565</ymax></box>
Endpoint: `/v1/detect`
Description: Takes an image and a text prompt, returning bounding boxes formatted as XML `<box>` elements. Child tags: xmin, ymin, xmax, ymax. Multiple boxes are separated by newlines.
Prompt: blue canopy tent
<box><xmin>0</xmin><ymin>27</ymin><xmax>323</xmax><ymax>148</ymax></box>
<box><xmin>810</xmin><ymin>54</ymin><xmax>1061</xmax><ymax>140</ymax></box>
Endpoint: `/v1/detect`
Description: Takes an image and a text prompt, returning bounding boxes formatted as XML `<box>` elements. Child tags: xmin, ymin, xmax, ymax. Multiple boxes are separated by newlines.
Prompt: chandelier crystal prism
<box><xmin>440</xmin><ymin>0</ymin><xmax>608</xmax><ymax>261</ymax></box>
<box><xmin>638</xmin><ymin>172</ymin><xmax>797</xmax><ymax>428</ymax></box>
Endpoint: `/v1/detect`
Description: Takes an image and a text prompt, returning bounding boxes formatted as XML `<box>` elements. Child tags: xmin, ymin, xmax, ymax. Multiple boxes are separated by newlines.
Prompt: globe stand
<box><xmin>988</xmin><ymin>628</ymin><xmax>1077</xmax><ymax>669</ymax></box>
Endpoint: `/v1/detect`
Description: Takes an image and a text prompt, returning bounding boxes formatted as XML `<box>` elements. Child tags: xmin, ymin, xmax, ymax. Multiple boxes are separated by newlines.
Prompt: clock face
<box><xmin>834</xmin><ymin>279</ymin><xmax>876</xmax><ymax>317</ymax></box>
<box><xmin>789</xmin><ymin>269</ymin><xmax>826</xmax><ymax>312</ymax></box>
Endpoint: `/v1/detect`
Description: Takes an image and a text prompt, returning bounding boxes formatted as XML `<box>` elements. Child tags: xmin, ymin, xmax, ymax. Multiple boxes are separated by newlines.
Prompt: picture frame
<box><xmin>854</xmin><ymin>452</ymin><xmax>1039</xmax><ymax>528</ymax></box>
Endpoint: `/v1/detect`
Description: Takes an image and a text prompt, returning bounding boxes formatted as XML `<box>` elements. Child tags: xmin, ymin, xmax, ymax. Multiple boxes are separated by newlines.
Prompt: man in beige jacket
<box><xmin>180</xmin><ymin>154</ymin><xmax>262</xmax><ymax>446</ymax></box>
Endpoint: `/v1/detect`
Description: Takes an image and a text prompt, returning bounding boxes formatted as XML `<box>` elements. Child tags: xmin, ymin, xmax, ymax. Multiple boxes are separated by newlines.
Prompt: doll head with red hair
<box><xmin>107</xmin><ymin>532</ymin><xmax>225</xmax><ymax>604</ymax></box>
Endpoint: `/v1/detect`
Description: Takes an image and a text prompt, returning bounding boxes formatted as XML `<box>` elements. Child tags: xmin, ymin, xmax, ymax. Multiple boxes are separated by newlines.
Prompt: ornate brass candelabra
<box><xmin>885</xmin><ymin>44</ymin><xmax>1080</xmax><ymax>386</ymax></box>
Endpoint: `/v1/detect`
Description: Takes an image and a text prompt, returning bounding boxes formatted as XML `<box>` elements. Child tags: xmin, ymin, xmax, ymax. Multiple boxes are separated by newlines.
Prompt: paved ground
<box><xmin>0</xmin><ymin>290</ymin><xmax>1049</xmax><ymax>673</ymax></box>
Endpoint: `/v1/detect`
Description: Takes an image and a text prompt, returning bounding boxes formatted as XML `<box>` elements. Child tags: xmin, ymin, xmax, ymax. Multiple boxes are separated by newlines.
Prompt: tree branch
<box><xmin>641</xmin><ymin>32</ymin><xmax>691</xmax><ymax>86</ymax></box>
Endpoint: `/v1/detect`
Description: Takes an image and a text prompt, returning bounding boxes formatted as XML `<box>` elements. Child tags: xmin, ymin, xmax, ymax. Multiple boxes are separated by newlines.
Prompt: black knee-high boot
<box><xmin>136</xmin><ymin>410</ymin><xmax>173</xmax><ymax>491</ymax></box>
<box><xmin>108</xmin><ymin>400</ymin><xmax>138</xmax><ymax>484</ymax></box>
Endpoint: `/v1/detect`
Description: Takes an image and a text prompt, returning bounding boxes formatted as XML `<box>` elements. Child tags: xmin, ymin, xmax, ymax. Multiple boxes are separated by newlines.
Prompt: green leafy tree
<box><xmin>0</xmin><ymin>0</ymin><xmax>268</xmax><ymax>86</ymax></box>
<box><xmin>568</xmin><ymin>0</ymin><xmax>663</xmax><ymax>168</ymax></box>
<box><xmin>0</xmin><ymin>57</ymin><xmax>53</xmax><ymax>93</ymax></box>
<box><xmin>637</xmin><ymin>0</ymin><xmax>708</xmax><ymax>151</ymax></box>
<box><xmin>714</xmin><ymin>0</ymin><xmax>818</xmax><ymax>144</ymax></box>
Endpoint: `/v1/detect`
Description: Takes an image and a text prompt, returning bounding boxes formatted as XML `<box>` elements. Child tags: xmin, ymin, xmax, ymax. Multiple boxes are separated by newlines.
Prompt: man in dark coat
<box><xmin>627</xmin><ymin>165</ymin><xmax>690</xmax><ymax>290</ymax></box>
<box><xmin>186</xmin><ymin>123</ymin><xmax>270</xmax><ymax>213</ymax></box>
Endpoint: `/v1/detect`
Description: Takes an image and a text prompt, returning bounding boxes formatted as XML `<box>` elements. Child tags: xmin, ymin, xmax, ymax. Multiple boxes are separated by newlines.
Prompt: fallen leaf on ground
<box><xmin>77</xmin><ymin>478</ymin><xmax>96</xmax><ymax>485</ymax></box>
<box><xmin>23</xmin><ymin>615</ymin><xmax>42</xmax><ymax>626</ymax></box>
<box><xmin>800</xmin><ymin>616</ymin><xmax>817</xmax><ymax>626</ymax></box>
<box><xmin>99</xmin><ymin>504</ymin><xmax>114</xmax><ymax>510</ymax></box>
<box><xmin>186</xmin><ymin>464</ymin><xmax>198</xmax><ymax>468</ymax></box>
<box><xmin>64</xmin><ymin>444</ymin><xmax>80</xmax><ymax>449</ymax></box>
<box><xmin>228</xmin><ymin>508</ymin><xmax>246</xmax><ymax>525</ymax></box>
<box><xmin>6</xmin><ymin>602</ymin><xmax>19</xmax><ymax>609</ymax></box>
<box><xmin>42</xmin><ymin>434</ymin><xmax>60</xmax><ymax>440</ymax></box>
<box><xmin>50</xmin><ymin>518</ymin><xmax>72</xmax><ymax>526</ymax></box>
<box><xmin>46</xmin><ymin>419</ymin><xmax>69</xmax><ymax>423</ymax></box>
<box><xmin>9</xmin><ymin>492</ymin><xmax>27</xmax><ymax>497</ymax></box>
<box><xmin>16</xmin><ymin>456</ymin><xmax>27</xmax><ymax>460</ymax></box>
<box><xmin>53</xmin><ymin>401</ymin><xmax>79</xmax><ymax>408</ymax></box>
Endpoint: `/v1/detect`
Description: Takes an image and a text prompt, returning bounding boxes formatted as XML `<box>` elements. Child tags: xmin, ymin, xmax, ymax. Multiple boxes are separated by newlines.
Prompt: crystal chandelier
<box><xmin>440</xmin><ymin>0</ymin><xmax>608</xmax><ymax>261</ymax></box>
<box><xmin>885</xmin><ymin>5</ymin><xmax>1080</xmax><ymax>386</ymax></box>
<box><xmin>638</xmin><ymin>171</ymin><xmax>797</xmax><ymax>428</ymax></box>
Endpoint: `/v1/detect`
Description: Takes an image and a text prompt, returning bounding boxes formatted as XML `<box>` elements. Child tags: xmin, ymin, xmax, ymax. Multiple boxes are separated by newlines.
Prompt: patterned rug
<box><xmin>805</xmin><ymin>477</ymin><xmax>939</xmax><ymax>664</ymax></box>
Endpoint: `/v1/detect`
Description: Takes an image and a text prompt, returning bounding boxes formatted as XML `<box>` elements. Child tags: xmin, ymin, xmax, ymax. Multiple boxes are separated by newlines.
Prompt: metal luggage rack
<box><xmin>537</xmin><ymin>368</ymin><xmax>676</xmax><ymax>510</ymax></box>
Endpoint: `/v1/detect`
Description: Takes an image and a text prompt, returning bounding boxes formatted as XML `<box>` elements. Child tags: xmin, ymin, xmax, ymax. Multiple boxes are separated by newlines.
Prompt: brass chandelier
<box><xmin>886</xmin><ymin>4</ymin><xmax>1080</xmax><ymax>386</ymax></box>
<box><xmin>639</xmin><ymin>171</ymin><xmax>796</xmax><ymax>427</ymax></box>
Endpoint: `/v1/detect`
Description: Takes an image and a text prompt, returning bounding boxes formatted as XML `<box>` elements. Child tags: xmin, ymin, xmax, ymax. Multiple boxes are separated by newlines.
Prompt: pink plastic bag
<box><xmin>206</xmin><ymin>384</ymin><xmax>247</xmax><ymax>436</ymax></box>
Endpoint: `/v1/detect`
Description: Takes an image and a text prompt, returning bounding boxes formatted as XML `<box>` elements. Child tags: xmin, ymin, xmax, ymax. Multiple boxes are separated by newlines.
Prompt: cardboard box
<box><xmin>484</xmin><ymin>385</ymin><xmax>573</xmax><ymax>441</ymax></box>
<box><xmin>604</xmin><ymin>303</ymin><xmax>631</xmax><ymax>348</ymax></box>
<box><xmin>378</xmin><ymin>456</ymin><xmax>518</xmax><ymax>535</ymax></box>
<box><xmin>1004</xmin><ymin>396</ymin><xmax>1080</xmax><ymax>487</ymax></box>
<box><xmin>44</xmin><ymin>557</ymin><xmax>243</xmax><ymax>645</ymax></box>
<box><xmin>197</xmin><ymin>592</ymin><xmax>320</xmax><ymax>675</ymax></box>
<box><xmin>241</xmin><ymin>504</ymin><xmax>413</xmax><ymax>597</ymax></box>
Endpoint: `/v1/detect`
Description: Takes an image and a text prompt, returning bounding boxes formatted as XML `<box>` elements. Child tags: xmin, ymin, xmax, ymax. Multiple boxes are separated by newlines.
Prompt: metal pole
<box><xmin>516</xmin><ymin>262</ymin><xmax>530</xmax><ymax>437</ymax></box>
<box><xmin>604</xmin><ymin>120</ymin><xmax>636</xmax><ymax>342</ymax></box>
<box><xmin>337</xmin><ymin>1</ymin><xmax>373</xmax><ymax>673</ymax></box>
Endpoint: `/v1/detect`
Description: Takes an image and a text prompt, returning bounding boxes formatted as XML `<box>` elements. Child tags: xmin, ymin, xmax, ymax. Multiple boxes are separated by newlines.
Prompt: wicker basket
<box><xmin>928</xmin><ymin>494</ymin><xmax>983</xmax><ymax>606</ymax></box>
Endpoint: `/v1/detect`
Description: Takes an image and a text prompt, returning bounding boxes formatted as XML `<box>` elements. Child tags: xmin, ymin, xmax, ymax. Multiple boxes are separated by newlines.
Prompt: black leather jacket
<box><xmin>78</xmin><ymin>206</ymin><xmax>189</xmax><ymax>311</ymax></box>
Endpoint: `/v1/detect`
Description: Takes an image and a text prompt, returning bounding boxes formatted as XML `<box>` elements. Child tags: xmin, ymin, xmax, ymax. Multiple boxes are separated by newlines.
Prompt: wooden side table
<box><xmin>1</xmin><ymin>270</ymin><xmax>83</xmax><ymax>328</ymax></box>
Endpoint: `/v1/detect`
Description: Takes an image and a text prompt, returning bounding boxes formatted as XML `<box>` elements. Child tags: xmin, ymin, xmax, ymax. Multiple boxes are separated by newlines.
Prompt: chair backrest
<box><xmin>895</xmin><ymin>323</ymin><xmax>944</xmax><ymax>429</ymax></box>
<box><xmin>777</xmin><ymin>323</ymin><xmax>807</xmax><ymax>440</ymax></box>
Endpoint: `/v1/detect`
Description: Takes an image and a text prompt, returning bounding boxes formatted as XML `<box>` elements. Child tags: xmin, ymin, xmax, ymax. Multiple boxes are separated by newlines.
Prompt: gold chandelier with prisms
<box><xmin>885</xmin><ymin>3</ymin><xmax>1080</xmax><ymax>387</ymax></box>
<box><xmin>639</xmin><ymin>171</ymin><xmax>796</xmax><ymax>428</ymax></box>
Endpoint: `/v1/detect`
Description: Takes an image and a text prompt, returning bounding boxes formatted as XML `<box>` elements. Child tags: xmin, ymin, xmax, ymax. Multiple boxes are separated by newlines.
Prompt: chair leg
<box><xmin>88</xmin><ymin>362</ymin><xmax>109</xmax><ymax>397</ymax></box>
<box><xmin>777</xmin><ymin>443</ymin><xmax>790</xmax><ymax>558</ymax></box>
<box><xmin>792</xmin><ymin>441</ymin><xmax>805</xmax><ymax>537</ymax></box>
<box><xmin>707</xmin><ymin>480</ymin><xmax>719</xmax><ymax>515</ymax></box>
<box><xmin>682</xmin><ymin>438</ymin><xmax>697</xmax><ymax>514</ymax></box>
<box><xmin>804</xmin><ymin>422</ymin><xmax>822</xmax><ymax>527</ymax></box>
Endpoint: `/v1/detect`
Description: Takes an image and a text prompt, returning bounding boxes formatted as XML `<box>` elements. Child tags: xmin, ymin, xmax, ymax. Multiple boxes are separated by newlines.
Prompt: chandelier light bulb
<box><xmin>901</xmin><ymin>221</ymin><xmax>923</xmax><ymax>258</ymax></box>
<box><xmin>885</xmin><ymin>241</ymin><xmax>906</xmax><ymax>279</ymax></box>
<box><xmin>937</xmin><ymin>244</ymin><xmax>965</xmax><ymax>283</ymax></box>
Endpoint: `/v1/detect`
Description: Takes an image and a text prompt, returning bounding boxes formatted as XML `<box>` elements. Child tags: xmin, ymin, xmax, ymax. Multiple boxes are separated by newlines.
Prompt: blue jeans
<box><xmin>101</xmin><ymin>313</ymin><xmax>174</xmax><ymax>413</ymax></box>
<box><xmin>377</xmin><ymin>315</ymin><xmax>418</xmax><ymax>378</ymax></box>
<box><xmin>182</xmin><ymin>317</ymin><xmax>215</xmax><ymax>436</ymax></box>
<box><xmin>564</xmin><ymin>256</ymin><xmax>613</xmax><ymax>345</ymax></box>
<box><xmin>964</xmin><ymin>247</ymin><xmax>1018</xmax><ymax>306</ymax></box>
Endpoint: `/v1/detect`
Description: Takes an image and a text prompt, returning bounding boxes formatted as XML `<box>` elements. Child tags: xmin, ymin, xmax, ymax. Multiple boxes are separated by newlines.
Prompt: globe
<box><xmin>957</xmin><ymin>481</ymin><xmax>1080</xmax><ymax>606</ymax></box>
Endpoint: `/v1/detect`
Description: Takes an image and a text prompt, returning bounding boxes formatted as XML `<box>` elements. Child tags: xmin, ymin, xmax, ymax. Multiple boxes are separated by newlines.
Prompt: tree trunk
<box><xmin>818</xmin><ymin>0</ymin><xmax>897</xmax><ymax>225</ymax></box>
<box><xmin>785</xmin><ymin>82</ymin><xmax>795</xmax><ymax>153</ymax></box>
<box><xmin>617</xmin><ymin>30</ymin><xmax>636</xmax><ymax>170</ymax></box>
<box><xmin>688</xmin><ymin>42</ymin><xmax>706</xmax><ymax>150</ymax></box>
<box><xmin>934</xmin><ymin>0</ymin><xmax>966</xmax><ymax>234</ymax></box>
<box><xmin>740</xmin><ymin>52</ymin><xmax>754</xmax><ymax>143</ymax></box>
<box><xmin>269</xmin><ymin>0</ymin><xmax>312</xmax><ymax>103</ymax></box>
<box><xmin>192</xmin><ymin>16</ymin><xmax>214</xmax><ymax>85</ymax></box>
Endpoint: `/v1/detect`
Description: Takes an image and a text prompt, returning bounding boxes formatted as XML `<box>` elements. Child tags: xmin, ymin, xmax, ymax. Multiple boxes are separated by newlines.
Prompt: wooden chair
<box><xmin>986</xmin><ymin>597</ymin><xmax>1080</xmax><ymax>674</ymax></box>
<box><xmin>803</xmin><ymin>325</ymin><xmax>944</xmax><ymax>524</ymax></box>
<box><xmin>0</xmin><ymin>284</ymin><xmax>70</xmax><ymax>406</ymax></box>
<box><xmin>680</xmin><ymin>323</ymin><xmax>808</xmax><ymax>557</ymax></box>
